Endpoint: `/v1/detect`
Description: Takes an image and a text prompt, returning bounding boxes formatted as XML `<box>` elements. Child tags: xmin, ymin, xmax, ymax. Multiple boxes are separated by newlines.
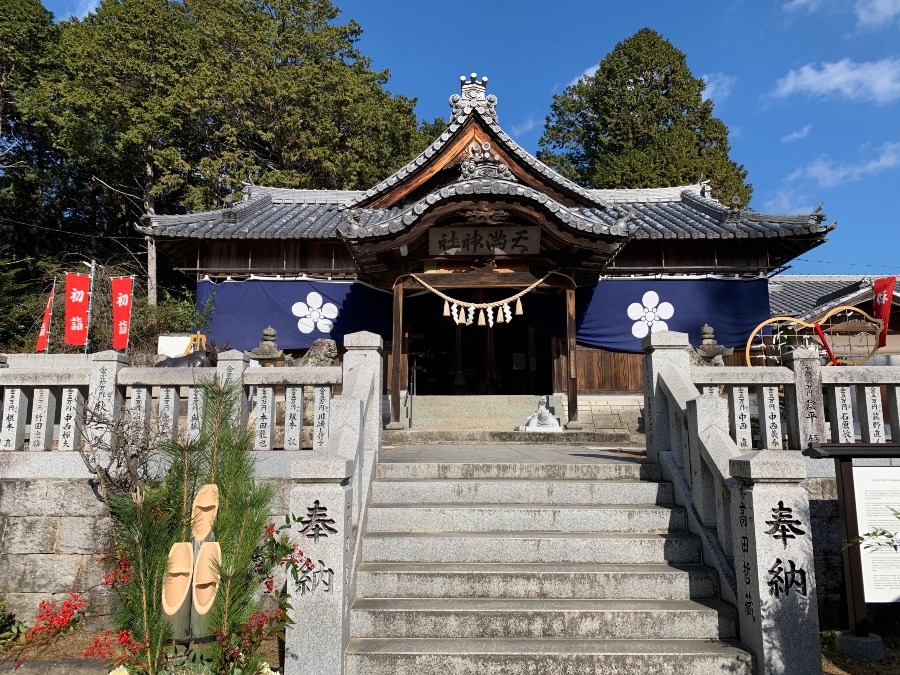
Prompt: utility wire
<box><xmin>0</xmin><ymin>215</ymin><xmax>145</xmax><ymax>241</ymax></box>
<box><xmin>794</xmin><ymin>257</ymin><xmax>899</xmax><ymax>271</ymax></box>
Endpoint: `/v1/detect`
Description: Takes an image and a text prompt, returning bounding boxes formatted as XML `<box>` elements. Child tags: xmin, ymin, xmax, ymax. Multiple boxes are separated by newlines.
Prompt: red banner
<box><xmin>111</xmin><ymin>276</ymin><xmax>133</xmax><ymax>350</ymax></box>
<box><xmin>35</xmin><ymin>286</ymin><xmax>55</xmax><ymax>352</ymax></box>
<box><xmin>64</xmin><ymin>273</ymin><xmax>91</xmax><ymax>346</ymax></box>
<box><xmin>873</xmin><ymin>276</ymin><xmax>895</xmax><ymax>348</ymax></box>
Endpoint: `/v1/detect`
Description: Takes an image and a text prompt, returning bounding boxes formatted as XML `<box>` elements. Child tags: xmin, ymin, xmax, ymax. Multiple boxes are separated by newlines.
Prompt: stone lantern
<box><xmin>249</xmin><ymin>326</ymin><xmax>284</xmax><ymax>367</ymax></box>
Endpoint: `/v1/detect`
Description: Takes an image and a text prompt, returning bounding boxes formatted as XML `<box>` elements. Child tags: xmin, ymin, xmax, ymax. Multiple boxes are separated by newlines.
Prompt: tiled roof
<box><xmin>140</xmin><ymin>183</ymin><xmax>835</xmax><ymax>243</ymax></box>
<box><xmin>137</xmin><ymin>76</ymin><xmax>835</xmax><ymax>246</ymax></box>
<box><xmin>767</xmin><ymin>274</ymin><xmax>900</xmax><ymax>318</ymax></box>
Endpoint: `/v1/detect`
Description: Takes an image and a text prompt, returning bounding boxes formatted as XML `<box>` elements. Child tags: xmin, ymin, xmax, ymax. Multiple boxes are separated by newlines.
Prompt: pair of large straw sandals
<box><xmin>161</xmin><ymin>484</ymin><xmax>220</xmax><ymax>641</ymax></box>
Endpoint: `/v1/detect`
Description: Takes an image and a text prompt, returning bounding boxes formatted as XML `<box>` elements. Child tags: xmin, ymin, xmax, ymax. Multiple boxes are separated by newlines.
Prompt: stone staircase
<box><xmin>408</xmin><ymin>394</ymin><xmax>564</xmax><ymax>430</ymax></box>
<box><xmin>386</xmin><ymin>395</ymin><xmax>644</xmax><ymax>445</ymax></box>
<box><xmin>345</xmin><ymin>445</ymin><xmax>753</xmax><ymax>675</ymax></box>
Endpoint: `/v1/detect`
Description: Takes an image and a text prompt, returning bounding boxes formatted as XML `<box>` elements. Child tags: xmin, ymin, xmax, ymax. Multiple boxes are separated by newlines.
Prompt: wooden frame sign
<box><xmin>852</xmin><ymin>466</ymin><xmax>900</xmax><ymax>602</ymax></box>
<box><xmin>429</xmin><ymin>226</ymin><xmax>540</xmax><ymax>256</ymax></box>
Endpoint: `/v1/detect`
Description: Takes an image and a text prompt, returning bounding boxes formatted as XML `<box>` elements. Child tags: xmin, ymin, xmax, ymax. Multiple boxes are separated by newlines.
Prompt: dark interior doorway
<box><xmin>406</xmin><ymin>294</ymin><xmax>552</xmax><ymax>395</ymax></box>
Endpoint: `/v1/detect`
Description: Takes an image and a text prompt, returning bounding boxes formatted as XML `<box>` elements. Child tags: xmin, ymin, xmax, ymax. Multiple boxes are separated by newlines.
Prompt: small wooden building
<box><xmin>139</xmin><ymin>74</ymin><xmax>834</xmax><ymax>424</ymax></box>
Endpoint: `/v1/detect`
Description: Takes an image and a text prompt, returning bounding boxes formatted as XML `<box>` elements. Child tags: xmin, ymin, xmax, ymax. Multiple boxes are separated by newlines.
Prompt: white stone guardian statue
<box><xmin>525</xmin><ymin>395</ymin><xmax>561</xmax><ymax>432</ymax></box>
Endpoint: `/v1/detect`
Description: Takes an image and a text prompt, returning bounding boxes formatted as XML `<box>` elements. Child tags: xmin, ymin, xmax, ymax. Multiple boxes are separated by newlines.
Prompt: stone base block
<box><xmin>835</xmin><ymin>631</ymin><xmax>886</xmax><ymax>662</ymax></box>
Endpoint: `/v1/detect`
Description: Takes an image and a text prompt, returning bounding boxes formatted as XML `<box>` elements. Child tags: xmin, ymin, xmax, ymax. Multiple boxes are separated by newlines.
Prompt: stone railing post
<box><xmin>0</xmin><ymin>355</ymin><xmax>28</xmax><ymax>452</ymax></box>
<box><xmin>686</xmin><ymin>393</ymin><xmax>729</xmax><ymax>528</ymax></box>
<box><xmin>730</xmin><ymin>450</ymin><xmax>820</xmax><ymax>674</ymax></box>
<box><xmin>217</xmin><ymin>349</ymin><xmax>250</xmax><ymax>427</ymax></box>
<box><xmin>785</xmin><ymin>346</ymin><xmax>826</xmax><ymax>449</ymax></box>
<box><xmin>642</xmin><ymin>331</ymin><xmax>692</xmax><ymax>461</ymax></box>
<box><xmin>88</xmin><ymin>351</ymin><xmax>128</xmax><ymax>451</ymax></box>
<box><xmin>342</xmin><ymin>331</ymin><xmax>383</xmax><ymax>462</ymax></box>
<box><xmin>29</xmin><ymin>386</ymin><xmax>58</xmax><ymax>452</ymax></box>
<box><xmin>284</xmin><ymin>460</ymin><xmax>353</xmax><ymax>675</ymax></box>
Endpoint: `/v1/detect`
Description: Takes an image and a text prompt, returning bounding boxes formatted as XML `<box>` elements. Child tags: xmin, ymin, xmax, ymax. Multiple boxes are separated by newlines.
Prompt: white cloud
<box><xmin>773</xmin><ymin>58</ymin><xmax>900</xmax><ymax>103</ymax></box>
<box><xmin>763</xmin><ymin>189</ymin><xmax>815</xmax><ymax>214</ymax></box>
<box><xmin>568</xmin><ymin>64</ymin><xmax>599</xmax><ymax>87</ymax></box>
<box><xmin>701</xmin><ymin>73</ymin><xmax>736</xmax><ymax>103</ymax></box>
<box><xmin>788</xmin><ymin>141</ymin><xmax>900</xmax><ymax>187</ymax></box>
<box><xmin>782</xmin><ymin>0</ymin><xmax>829</xmax><ymax>12</ymax></box>
<box><xmin>783</xmin><ymin>0</ymin><xmax>900</xmax><ymax>28</ymax></box>
<box><xmin>781</xmin><ymin>124</ymin><xmax>812</xmax><ymax>143</ymax></box>
<box><xmin>510</xmin><ymin>115</ymin><xmax>539</xmax><ymax>137</ymax></box>
<box><xmin>74</xmin><ymin>0</ymin><xmax>100</xmax><ymax>18</ymax></box>
<box><xmin>855</xmin><ymin>0</ymin><xmax>900</xmax><ymax>28</ymax></box>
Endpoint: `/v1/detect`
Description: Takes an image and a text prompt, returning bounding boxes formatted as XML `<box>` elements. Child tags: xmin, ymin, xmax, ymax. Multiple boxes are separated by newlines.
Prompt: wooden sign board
<box><xmin>853</xmin><ymin>466</ymin><xmax>900</xmax><ymax>602</ymax></box>
<box><xmin>429</xmin><ymin>226</ymin><xmax>540</xmax><ymax>256</ymax></box>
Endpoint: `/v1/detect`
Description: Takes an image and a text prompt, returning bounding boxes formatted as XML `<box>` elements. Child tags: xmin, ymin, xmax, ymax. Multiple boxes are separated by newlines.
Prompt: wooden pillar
<box><xmin>564</xmin><ymin>285</ymin><xmax>582</xmax><ymax>429</ymax></box>
<box><xmin>389</xmin><ymin>282</ymin><xmax>404</xmax><ymax>427</ymax></box>
<box><xmin>146</xmin><ymin>236</ymin><xmax>157</xmax><ymax>306</ymax></box>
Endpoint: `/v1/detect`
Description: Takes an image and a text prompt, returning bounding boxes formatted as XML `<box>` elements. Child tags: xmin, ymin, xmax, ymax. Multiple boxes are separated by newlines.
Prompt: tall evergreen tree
<box><xmin>538</xmin><ymin>28</ymin><xmax>751</xmax><ymax>205</ymax></box>
<box><xmin>22</xmin><ymin>0</ymin><xmax>438</xmax><ymax>223</ymax></box>
<box><xmin>0</xmin><ymin>0</ymin><xmax>58</xmax><ymax>259</ymax></box>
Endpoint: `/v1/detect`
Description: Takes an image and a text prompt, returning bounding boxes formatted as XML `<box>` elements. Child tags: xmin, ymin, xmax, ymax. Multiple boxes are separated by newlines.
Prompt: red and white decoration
<box><xmin>35</xmin><ymin>285</ymin><xmax>55</xmax><ymax>352</ymax></box>
<box><xmin>873</xmin><ymin>276</ymin><xmax>895</xmax><ymax>348</ymax></box>
<box><xmin>111</xmin><ymin>276</ymin><xmax>134</xmax><ymax>350</ymax></box>
<box><xmin>64</xmin><ymin>273</ymin><xmax>91</xmax><ymax>347</ymax></box>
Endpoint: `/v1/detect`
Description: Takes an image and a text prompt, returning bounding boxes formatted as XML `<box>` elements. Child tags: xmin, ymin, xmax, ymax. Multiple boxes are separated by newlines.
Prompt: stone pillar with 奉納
<box><xmin>284</xmin><ymin>460</ymin><xmax>353</xmax><ymax>675</ymax></box>
<box><xmin>730</xmin><ymin>450</ymin><xmax>821</xmax><ymax>674</ymax></box>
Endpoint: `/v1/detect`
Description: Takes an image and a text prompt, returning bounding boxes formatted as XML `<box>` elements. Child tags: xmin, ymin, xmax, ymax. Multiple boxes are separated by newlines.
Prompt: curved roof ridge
<box><xmin>249</xmin><ymin>186</ymin><xmax>362</xmax><ymax>204</ymax></box>
<box><xmin>588</xmin><ymin>184</ymin><xmax>705</xmax><ymax>204</ymax></box>
<box><xmin>342</xmin><ymin>178</ymin><xmax>627</xmax><ymax>239</ymax></box>
<box><xmin>345</xmin><ymin>74</ymin><xmax>610</xmax><ymax>209</ymax></box>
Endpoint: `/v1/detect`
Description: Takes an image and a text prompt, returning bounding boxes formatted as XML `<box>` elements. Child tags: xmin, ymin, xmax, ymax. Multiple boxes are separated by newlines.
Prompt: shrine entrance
<box><xmin>406</xmin><ymin>293</ymin><xmax>552</xmax><ymax>395</ymax></box>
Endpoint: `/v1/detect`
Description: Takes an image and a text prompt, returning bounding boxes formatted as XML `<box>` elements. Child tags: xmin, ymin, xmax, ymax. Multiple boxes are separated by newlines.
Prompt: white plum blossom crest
<box><xmin>291</xmin><ymin>292</ymin><xmax>338</xmax><ymax>334</ymax></box>
<box><xmin>627</xmin><ymin>291</ymin><xmax>674</xmax><ymax>339</ymax></box>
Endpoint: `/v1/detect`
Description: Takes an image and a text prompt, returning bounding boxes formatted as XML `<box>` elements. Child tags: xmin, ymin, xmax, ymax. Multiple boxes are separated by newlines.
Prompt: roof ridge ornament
<box><xmin>450</xmin><ymin>73</ymin><xmax>498</xmax><ymax>123</ymax></box>
<box><xmin>460</xmin><ymin>142</ymin><xmax>516</xmax><ymax>182</ymax></box>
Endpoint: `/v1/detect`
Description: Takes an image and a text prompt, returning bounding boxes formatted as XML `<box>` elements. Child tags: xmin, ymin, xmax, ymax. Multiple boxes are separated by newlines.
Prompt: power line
<box><xmin>794</xmin><ymin>257</ymin><xmax>899</xmax><ymax>271</ymax></box>
<box><xmin>0</xmin><ymin>215</ymin><xmax>145</xmax><ymax>241</ymax></box>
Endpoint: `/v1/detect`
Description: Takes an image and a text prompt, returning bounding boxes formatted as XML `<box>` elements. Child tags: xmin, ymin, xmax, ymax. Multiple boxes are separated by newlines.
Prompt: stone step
<box><xmin>365</xmin><ymin>504</ymin><xmax>685</xmax><ymax>533</ymax></box>
<box><xmin>361</xmin><ymin>531</ymin><xmax>700</xmax><ymax>564</ymax></box>
<box><xmin>344</xmin><ymin>638</ymin><xmax>753</xmax><ymax>675</ymax></box>
<box><xmin>370</xmin><ymin>479</ymin><xmax>673</xmax><ymax>505</ymax></box>
<box><xmin>383</xmin><ymin>429</ymin><xmax>636</xmax><ymax>444</ymax></box>
<box><xmin>409</xmin><ymin>395</ymin><xmax>566</xmax><ymax>431</ymax></box>
<box><xmin>375</xmin><ymin>459</ymin><xmax>658</xmax><ymax>481</ymax></box>
<box><xmin>355</xmin><ymin>562</ymin><xmax>717</xmax><ymax>600</ymax></box>
<box><xmin>350</xmin><ymin>598</ymin><xmax>735</xmax><ymax>640</ymax></box>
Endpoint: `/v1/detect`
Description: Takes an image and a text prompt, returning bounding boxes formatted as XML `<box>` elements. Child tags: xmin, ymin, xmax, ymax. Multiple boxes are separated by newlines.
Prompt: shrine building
<box><xmin>138</xmin><ymin>74</ymin><xmax>834</xmax><ymax>427</ymax></box>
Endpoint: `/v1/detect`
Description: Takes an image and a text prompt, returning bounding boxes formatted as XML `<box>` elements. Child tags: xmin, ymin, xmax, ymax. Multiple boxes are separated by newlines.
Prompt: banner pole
<box><xmin>84</xmin><ymin>261</ymin><xmax>96</xmax><ymax>355</ymax></box>
<box><xmin>126</xmin><ymin>275</ymin><xmax>134</xmax><ymax>356</ymax></box>
<box><xmin>45</xmin><ymin>278</ymin><xmax>56</xmax><ymax>354</ymax></box>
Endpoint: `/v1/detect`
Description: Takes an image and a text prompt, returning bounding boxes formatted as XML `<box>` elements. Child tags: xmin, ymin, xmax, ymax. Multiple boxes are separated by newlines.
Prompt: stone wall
<box><xmin>805</xmin><ymin>476</ymin><xmax>842</xmax><ymax>629</ymax></box>
<box><xmin>0</xmin><ymin>453</ymin><xmax>330</xmax><ymax>623</ymax></box>
<box><xmin>0</xmin><ymin>455</ymin><xmax>114</xmax><ymax>623</ymax></box>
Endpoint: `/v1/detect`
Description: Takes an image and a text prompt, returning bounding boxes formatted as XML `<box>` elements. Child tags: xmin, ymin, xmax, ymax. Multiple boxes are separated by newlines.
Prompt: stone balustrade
<box><xmin>0</xmin><ymin>350</ymin><xmax>341</xmax><ymax>454</ymax></box>
<box><xmin>644</xmin><ymin>331</ymin><xmax>900</xmax><ymax>674</ymax></box>
<box><xmin>0</xmin><ymin>333</ymin><xmax>384</xmax><ymax>675</ymax></box>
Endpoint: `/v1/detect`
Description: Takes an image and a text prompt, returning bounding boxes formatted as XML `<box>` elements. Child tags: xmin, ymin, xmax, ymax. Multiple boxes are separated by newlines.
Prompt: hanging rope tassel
<box><xmin>495</xmin><ymin>306</ymin><xmax>503</xmax><ymax>324</ymax></box>
<box><xmin>457</xmin><ymin>307</ymin><xmax>466</xmax><ymax>325</ymax></box>
<box><xmin>443</xmin><ymin>299</ymin><xmax>450</xmax><ymax>317</ymax></box>
<box><xmin>515</xmin><ymin>297</ymin><xmax>523</xmax><ymax>315</ymax></box>
<box><xmin>478</xmin><ymin>309</ymin><xmax>486</xmax><ymax>326</ymax></box>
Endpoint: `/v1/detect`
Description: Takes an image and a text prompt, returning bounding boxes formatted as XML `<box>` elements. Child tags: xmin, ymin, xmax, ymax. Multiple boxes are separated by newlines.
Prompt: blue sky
<box><xmin>43</xmin><ymin>0</ymin><xmax>900</xmax><ymax>276</ymax></box>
